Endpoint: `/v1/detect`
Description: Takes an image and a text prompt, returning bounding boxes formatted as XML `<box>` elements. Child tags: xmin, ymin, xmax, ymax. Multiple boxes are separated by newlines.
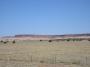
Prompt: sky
<box><xmin>0</xmin><ymin>0</ymin><xmax>90</xmax><ymax>36</ymax></box>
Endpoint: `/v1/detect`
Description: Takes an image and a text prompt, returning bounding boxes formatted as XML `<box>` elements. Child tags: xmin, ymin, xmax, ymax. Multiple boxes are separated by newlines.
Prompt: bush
<box><xmin>12</xmin><ymin>40</ymin><xmax>16</xmax><ymax>44</ymax></box>
<box><xmin>48</xmin><ymin>40</ymin><xmax>52</xmax><ymax>42</ymax></box>
<box><xmin>40</xmin><ymin>60</ymin><xmax>44</xmax><ymax>63</ymax></box>
<box><xmin>72</xmin><ymin>39</ymin><xmax>75</xmax><ymax>41</ymax></box>
<box><xmin>88</xmin><ymin>39</ymin><xmax>90</xmax><ymax>41</ymax></box>
<box><xmin>0</xmin><ymin>40</ymin><xmax>3</xmax><ymax>43</ymax></box>
<box><xmin>40</xmin><ymin>40</ymin><xmax>42</xmax><ymax>41</ymax></box>
<box><xmin>3</xmin><ymin>41</ymin><xmax>7</xmax><ymax>44</ymax></box>
<box><xmin>66</xmin><ymin>39</ymin><xmax>70</xmax><ymax>41</ymax></box>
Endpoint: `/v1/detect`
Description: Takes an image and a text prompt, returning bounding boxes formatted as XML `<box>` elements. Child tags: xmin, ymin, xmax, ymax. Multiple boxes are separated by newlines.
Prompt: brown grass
<box><xmin>0</xmin><ymin>40</ymin><xmax>90</xmax><ymax>67</ymax></box>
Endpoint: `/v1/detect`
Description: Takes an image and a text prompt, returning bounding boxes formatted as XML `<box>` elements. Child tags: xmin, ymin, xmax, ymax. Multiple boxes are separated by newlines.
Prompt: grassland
<box><xmin>0</xmin><ymin>40</ymin><xmax>90</xmax><ymax>67</ymax></box>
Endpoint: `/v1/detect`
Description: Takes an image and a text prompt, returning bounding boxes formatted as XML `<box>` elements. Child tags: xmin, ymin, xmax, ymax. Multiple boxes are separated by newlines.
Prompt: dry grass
<box><xmin>0</xmin><ymin>40</ymin><xmax>90</xmax><ymax>67</ymax></box>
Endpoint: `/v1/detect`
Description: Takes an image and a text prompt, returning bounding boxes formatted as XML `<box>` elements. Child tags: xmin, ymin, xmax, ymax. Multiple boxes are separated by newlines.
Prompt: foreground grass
<box><xmin>0</xmin><ymin>40</ymin><xmax>90</xmax><ymax>67</ymax></box>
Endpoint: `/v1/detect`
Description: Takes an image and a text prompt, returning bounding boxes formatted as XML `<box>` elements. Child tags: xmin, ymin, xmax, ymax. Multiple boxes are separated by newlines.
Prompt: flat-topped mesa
<box><xmin>15</xmin><ymin>34</ymin><xmax>52</xmax><ymax>38</ymax></box>
<box><xmin>0</xmin><ymin>33</ymin><xmax>90</xmax><ymax>41</ymax></box>
<box><xmin>14</xmin><ymin>33</ymin><xmax>90</xmax><ymax>38</ymax></box>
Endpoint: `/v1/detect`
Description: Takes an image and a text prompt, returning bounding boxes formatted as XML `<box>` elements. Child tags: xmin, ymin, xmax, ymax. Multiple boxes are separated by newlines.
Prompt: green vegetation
<box><xmin>12</xmin><ymin>40</ymin><xmax>16</xmax><ymax>44</ymax></box>
<box><xmin>48</xmin><ymin>40</ymin><xmax>52</xmax><ymax>42</ymax></box>
<box><xmin>40</xmin><ymin>40</ymin><xmax>42</xmax><ymax>41</ymax></box>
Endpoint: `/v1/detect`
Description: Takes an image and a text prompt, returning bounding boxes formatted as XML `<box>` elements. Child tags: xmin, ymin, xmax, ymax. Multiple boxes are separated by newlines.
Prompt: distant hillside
<box><xmin>15</xmin><ymin>33</ymin><xmax>90</xmax><ymax>38</ymax></box>
<box><xmin>1</xmin><ymin>33</ymin><xmax>90</xmax><ymax>40</ymax></box>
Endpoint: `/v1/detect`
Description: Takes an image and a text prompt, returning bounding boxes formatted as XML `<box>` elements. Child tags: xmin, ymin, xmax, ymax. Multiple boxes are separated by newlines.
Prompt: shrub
<box><xmin>40</xmin><ymin>60</ymin><xmax>44</xmax><ymax>63</ymax></box>
<box><xmin>88</xmin><ymin>39</ymin><xmax>90</xmax><ymax>41</ymax></box>
<box><xmin>66</xmin><ymin>39</ymin><xmax>70</xmax><ymax>41</ymax></box>
<box><xmin>40</xmin><ymin>40</ymin><xmax>42</xmax><ymax>41</ymax></box>
<box><xmin>48</xmin><ymin>40</ymin><xmax>52</xmax><ymax>42</ymax></box>
<box><xmin>72</xmin><ymin>39</ymin><xmax>75</xmax><ymax>41</ymax></box>
<box><xmin>0</xmin><ymin>40</ymin><xmax>3</xmax><ymax>43</ymax></box>
<box><xmin>3</xmin><ymin>41</ymin><xmax>7</xmax><ymax>44</ymax></box>
<box><xmin>12</xmin><ymin>40</ymin><xmax>16</xmax><ymax>44</ymax></box>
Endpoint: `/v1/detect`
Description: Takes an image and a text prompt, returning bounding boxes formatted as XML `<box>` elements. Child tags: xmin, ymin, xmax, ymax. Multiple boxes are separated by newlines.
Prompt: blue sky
<box><xmin>0</xmin><ymin>0</ymin><xmax>90</xmax><ymax>36</ymax></box>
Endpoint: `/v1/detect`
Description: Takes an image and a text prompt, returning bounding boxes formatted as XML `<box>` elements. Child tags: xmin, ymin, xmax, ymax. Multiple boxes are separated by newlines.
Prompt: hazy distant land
<box><xmin>0</xmin><ymin>33</ymin><xmax>90</xmax><ymax>67</ymax></box>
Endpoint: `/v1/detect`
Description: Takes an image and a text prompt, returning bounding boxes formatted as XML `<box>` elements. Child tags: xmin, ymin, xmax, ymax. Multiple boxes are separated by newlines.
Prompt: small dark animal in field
<box><xmin>12</xmin><ymin>40</ymin><xmax>16</xmax><ymax>44</ymax></box>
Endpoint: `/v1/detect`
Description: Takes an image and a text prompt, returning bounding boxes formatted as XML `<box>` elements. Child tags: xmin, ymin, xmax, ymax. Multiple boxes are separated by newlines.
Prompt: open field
<box><xmin>0</xmin><ymin>40</ymin><xmax>90</xmax><ymax>67</ymax></box>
